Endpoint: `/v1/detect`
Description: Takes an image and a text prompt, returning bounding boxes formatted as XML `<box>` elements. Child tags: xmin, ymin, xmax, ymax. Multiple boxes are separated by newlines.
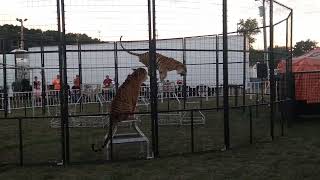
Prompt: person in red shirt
<box><xmin>52</xmin><ymin>74</ymin><xmax>61</xmax><ymax>90</ymax></box>
<box><xmin>103</xmin><ymin>75</ymin><xmax>113</xmax><ymax>88</ymax></box>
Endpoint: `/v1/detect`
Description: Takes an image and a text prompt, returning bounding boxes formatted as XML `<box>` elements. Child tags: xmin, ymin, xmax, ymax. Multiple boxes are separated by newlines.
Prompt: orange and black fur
<box><xmin>91</xmin><ymin>68</ymin><xmax>148</xmax><ymax>152</ymax></box>
<box><xmin>119</xmin><ymin>36</ymin><xmax>187</xmax><ymax>82</ymax></box>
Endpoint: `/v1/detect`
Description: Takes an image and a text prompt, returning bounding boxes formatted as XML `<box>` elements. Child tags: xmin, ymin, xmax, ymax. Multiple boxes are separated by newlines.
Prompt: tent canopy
<box><xmin>277</xmin><ymin>48</ymin><xmax>320</xmax><ymax>104</ymax></box>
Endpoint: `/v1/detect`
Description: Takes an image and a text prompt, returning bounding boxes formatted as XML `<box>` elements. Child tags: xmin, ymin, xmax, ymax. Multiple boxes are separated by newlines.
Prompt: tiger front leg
<box><xmin>159</xmin><ymin>70</ymin><xmax>168</xmax><ymax>82</ymax></box>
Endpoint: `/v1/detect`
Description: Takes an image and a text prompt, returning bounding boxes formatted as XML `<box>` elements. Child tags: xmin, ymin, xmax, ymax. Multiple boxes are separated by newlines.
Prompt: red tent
<box><xmin>277</xmin><ymin>48</ymin><xmax>320</xmax><ymax>103</ymax></box>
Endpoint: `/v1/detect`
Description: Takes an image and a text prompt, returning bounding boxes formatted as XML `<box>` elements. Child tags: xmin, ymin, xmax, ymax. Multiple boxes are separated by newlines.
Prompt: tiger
<box><xmin>91</xmin><ymin>68</ymin><xmax>148</xmax><ymax>152</ymax></box>
<box><xmin>119</xmin><ymin>36</ymin><xmax>187</xmax><ymax>82</ymax></box>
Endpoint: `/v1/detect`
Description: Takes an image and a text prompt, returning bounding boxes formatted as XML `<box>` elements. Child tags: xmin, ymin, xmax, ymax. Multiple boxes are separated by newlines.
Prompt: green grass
<box><xmin>1</xmin><ymin>97</ymin><xmax>309</xmax><ymax>179</ymax></box>
<box><xmin>0</xmin><ymin>118</ymin><xmax>319</xmax><ymax>180</ymax></box>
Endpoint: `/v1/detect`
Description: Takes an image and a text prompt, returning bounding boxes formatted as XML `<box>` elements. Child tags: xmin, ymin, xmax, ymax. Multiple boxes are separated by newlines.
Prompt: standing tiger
<box><xmin>91</xmin><ymin>68</ymin><xmax>148</xmax><ymax>152</ymax></box>
<box><xmin>119</xmin><ymin>36</ymin><xmax>187</xmax><ymax>82</ymax></box>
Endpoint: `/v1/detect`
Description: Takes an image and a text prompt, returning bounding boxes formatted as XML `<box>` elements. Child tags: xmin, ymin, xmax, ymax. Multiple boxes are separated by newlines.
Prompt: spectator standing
<box><xmin>52</xmin><ymin>74</ymin><xmax>61</xmax><ymax>90</ymax></box>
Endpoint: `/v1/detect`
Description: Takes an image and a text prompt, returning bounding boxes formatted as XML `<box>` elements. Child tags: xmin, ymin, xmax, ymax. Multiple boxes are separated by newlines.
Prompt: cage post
<box><xmin>114</xmin><ymin>42</ymin><xmax>119</xmax><ymax>91</ymax></box>
<box><xmin>290</xmin><ymin>11</ymin><xmax>293</xmax><ymax>99</ymax></box>
<box><xmin>216</xmin><ymin>35</ymin><xmax>220</xmax><ymax>110</ymax></box>
<box><xmin>148</xmin><ymin>0</ymin><xmax>158</xmax><ymax>158</ymax></box>
<box><xmin>61</xmin><ymin>0</ymin><xmax>70</xmax><ymax>164</ymax></box>
<box><xmin>190</xmin><ymin>110</ymin><xmax>194</xmax><ymax>153</ymax></box>
<box><xmin>40</xmin><ymin>34</ymin><xmax>46</xmax><ymax>115</ymax></box>
<box><xmin>242</xmin><ymin>35</ymin><xmax>247</xmax><ymax>111</ymax></box>
<box><xmin>108</xmin><ymin>116</ymin><xmax>113</xmax><ymax>160</ymax></box>
<box><xmin>223</xmin><ymin>0</ymin><xmax>230</xmax><ymax>150</ymax></box>
<box><xmin>269</xmin><ymin>0</ymin><xmax>275</xmax><ymax>141</ymax></box>
<box><xmin>77</xmin><ymin>42</ymin><xmax>83</xmax><ymax>112</ymax></box>
<box><xmin>3</xmin><ymin>52</ymin><xmax>8</xmax><ymax>118</ymax></box>
<box><xmin>18</xmin><ymin>118</ymin><xmax>24</xmax><ymax>166</ymax></box>
<box><xmin>249</xmin><ymin>106</ymin><xmax>253</xmax><ymax>144</ymax></box>
<box><xmin>14</xmin><ymin>53</ymin><xmax>17</xmax><ymax>82</ymax></box>
<box><xmin>234</xmin><ymin>86</ymin><xmax>238</xmax><ymax>106</ymax></box>
<box><xmin>289</xmin><ymin>10</ymin><xmax>294</xmax><ymax>124</ymax></box>
<box><xmin>182</xmin><ymin>38</ymin><xmax>187</xmax><ymax>109</ymax></box>
<box><xmin>57</xmin><ymin>0</ymin><xmax>70</xmax><ymax>165</ymax></box>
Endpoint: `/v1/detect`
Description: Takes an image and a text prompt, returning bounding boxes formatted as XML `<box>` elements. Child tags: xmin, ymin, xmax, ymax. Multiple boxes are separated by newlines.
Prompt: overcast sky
<box><xmin>0</xmin><ymin>0</ymin><xmax>319</xmax><ymax>48</ymax></box>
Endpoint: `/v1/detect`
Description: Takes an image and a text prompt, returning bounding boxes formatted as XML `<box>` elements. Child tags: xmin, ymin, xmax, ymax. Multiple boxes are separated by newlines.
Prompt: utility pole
<box><xmin>16</xmin><ymin>18</ymin><xmax>28</xmax><ymax>50</ymax></box>
<box><xmin>256</xmin><ymin>0</ymin><xmax>268</xmax><ymax>62</ymax></box>
<box><xmin>262</xmin><ymin>0</ymin><xmax>268</xmax><ymax>62</ymax></box>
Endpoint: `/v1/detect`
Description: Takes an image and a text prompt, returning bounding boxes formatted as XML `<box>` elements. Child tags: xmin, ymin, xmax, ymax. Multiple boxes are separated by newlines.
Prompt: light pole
<box><xmin>16</xmin><ymin>18</ymin><xmax>28</xmax><ymax>50</ymax></box>
<box><xmin>255</xmin><ymin>0</ymin><xmax>268</xmax><ymax>62</ymax></box>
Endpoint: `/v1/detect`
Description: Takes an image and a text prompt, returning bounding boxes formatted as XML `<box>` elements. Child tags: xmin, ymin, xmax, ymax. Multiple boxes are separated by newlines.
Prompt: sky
<box><xmin>0</xmin><ymin>0</ymin><xmax>319</xmax><ymax>48</ymax></box>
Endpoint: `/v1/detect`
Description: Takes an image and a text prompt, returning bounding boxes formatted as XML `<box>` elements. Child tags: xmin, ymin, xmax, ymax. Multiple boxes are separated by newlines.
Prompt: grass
<box><xmin>1</xmin><ymin>96</ymin><xmax>311</xmax><ymax>179</ymax></box>
<box><xmin>0</xmin><ymin>117</ymin><xmax>319</xmax><ymax>179</ymax></box>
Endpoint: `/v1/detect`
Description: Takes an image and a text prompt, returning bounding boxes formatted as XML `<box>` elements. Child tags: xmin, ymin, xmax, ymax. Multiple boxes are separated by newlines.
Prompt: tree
<box><xmin>0</xmin><ymin>24</ymin><xmax>101</xmax><ymax>51</ymax></box>
<box><xmin>250</xmin><ymin>46</ymin><xmax>290</xmax><ymax>67</ymax></box>
<box><xmin>237</xmin><ymin>18</ymin><xmax>261</xmax><ymax>45</ymax></box>
<box><xmin>293</xmin><ymin>39</ymin><xmax>318</xmax><ymax>57</ymax></box>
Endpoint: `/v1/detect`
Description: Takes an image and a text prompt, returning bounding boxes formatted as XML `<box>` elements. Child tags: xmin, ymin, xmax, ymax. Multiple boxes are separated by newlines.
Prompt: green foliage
<box><xmin>249</xmin><ymin>46</ymin><xmax>289</xmax><ymax>67</ymax></box>
<box><xmin>0</xmin><ymin>24</ymin><xmax>101</xmax><ymax>50</ymax></box>
<box><xmin>237</xmin><ymin>18</ymin><xmax>261</xmax><ymax>45</ymax></box>
<box><xmin>249</xmin><ymin>48</ymin><xmax>264</xmax><ymax>66</ymax></box>
<box><xmin>293</xmin><ymin>39</ymin><xmax>318</xmax><ymax>57</ymax></box>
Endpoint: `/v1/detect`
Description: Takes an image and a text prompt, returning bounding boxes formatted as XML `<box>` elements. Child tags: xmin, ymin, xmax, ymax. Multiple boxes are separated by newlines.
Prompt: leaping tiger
<box><xmin>91</xmin><ymin>68</ymin><xmax>148</xmax><ymax>152</ymax></box>
<box><xmin>119</xmin><ymin>36</ymin><xmax>187</xmax><ymax>82</ymax></box>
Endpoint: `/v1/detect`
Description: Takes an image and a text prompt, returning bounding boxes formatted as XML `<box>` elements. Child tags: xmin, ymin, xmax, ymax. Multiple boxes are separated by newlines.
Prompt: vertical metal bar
<box><xmin>281</xmin><ymin>102</ymin><xmax>285</xmax><ymax>136</ymax></box>
<box><xmin>18</xmin><ymin>118</ymin><xmax>23</xmax><ymax>166</ymax></box>
<box><xmin>78</xmin><ymin>43</ymin><xmax>82</xmax><ymax>86</ymax></box>
<box><xmin>56</xmin><ymin>0</ymin><xmax>66</xmax><ymax>165</ymax></box>
<box><xmin>269</xmin><ymin>0</ymin><xmax>275</xmax><ymax>141</ymax></box>
<box><xmin>41</xmin><ymin>34</ymin><xmax>46</xmax><ymax>115</ymax></box>
<box><xmin>114</xmin><ymin>42</ymin><xmax>119</xmax><ymax>91</ymax></box>
<box><xmin>242</xmin><ymin>35</ymin><xmax>247</xmax><ymax>111</ymax></box>
<box><xmin>148</xmin><ymin>0</ymin><xmax>158</xmax><ymax>158</ymax></box>
<box><xmin>234</xmin><ymin>86</ymin><xmax>238</xmax><ymax>107</ymax></box>
<box><xmin>152</xmin><ymin>0</ymin><xmax>158</xmax><ymax>157</ymax></box>
<box><xmin>3</xmin><ymin>53</ymin><xmax>8</xmax><ymax>118</ymax></box>
<box><xmin>77</xmin><ymin>42</ymin><xmax>83</xmax><ymax>112</ymax></box>
<box><xmin>61</xmin><ymin>0</ymin><xmax>70</xmax><ymax>164</ymax></box>
<box><xmin>191</xmin><ymin>110</ymin><xmax>194</xmax><ymax>153</ymax></box>
<box><xmin>14</xmin><ymin>53</ymin><xmax>17</xmax><ymax>82</ymax></box>
<box><xmin>284</xmin><ymin>19</ymin><xmax>289</xmax><ymax>102</ymax></box>
<box><xmin>290</xmin><ymin>11</ymin><xmax>293</xmax><ymax>98</ymax></box>
<box><xmin>249</xmin><ymin>107</ymin><xmax>253</xmax><ymax>144</ymax></box>
<box><xmin>255</xmin><ymin>92</ymin><xmax>259</xmax><ymax>117</ymax></box>
<box><xmin>182</xmin><ymin>38</ymin><xmax>187</xmax><ymax>109</ymax></box>
<box><xmin>216</xmin><ymin>35</ymin><xmax>219</xmax><ymax>110</ymax></box>
<box><xmin>285</xmin><ymin>20</ymin><xmax>289</xmax><ymax>53</ymax></box>
<box><xmin>109</xmin><ymin>116</ymin><xmax>113</xmax><ymax>160</ymax></box>
<box><xmin>223</xmin><ymin>0</ymin><xmax>230</xmax><ymax>150</ymax></box>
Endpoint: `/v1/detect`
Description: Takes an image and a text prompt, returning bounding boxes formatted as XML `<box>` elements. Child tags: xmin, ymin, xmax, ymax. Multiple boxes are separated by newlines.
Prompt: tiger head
<box><xmin>131</xmin><ymin>68</ymin><xmax>148</xmax><ymax>82</ymax></box>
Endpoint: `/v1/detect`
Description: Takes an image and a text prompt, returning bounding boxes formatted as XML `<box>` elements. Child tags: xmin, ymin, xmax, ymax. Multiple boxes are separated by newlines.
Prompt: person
<box><xmin>72</xmin><ymin>75</ymin><xmax>80</xmax><ymax>89</ymax></box>
<box><xmin>176</xmin><ymin>79</ymin><xmax>183</xmax><ymax>97</ymax></box>
<box><xmin>33</xmin><ymin>76</ymin><xmax>41</xmax><ymax>97</ymax></box>
<box><xmin>102</xmin><ymin>75</ymin><xmax>114</xmax><ymax>101</ymax></box>
<box><xmin>103</xmin><ymin>75</ymin><xmax>113</xmax><ymax>88</ymax></box>
<box><xmin>52</xmin><ymin>74</ymin><xmax>61</xmax><ymax>91</ymax></box>
<box><xmin>71</xmin><ymin>75</ymin><xmax>80</xmax><ymax>102</ymax></box>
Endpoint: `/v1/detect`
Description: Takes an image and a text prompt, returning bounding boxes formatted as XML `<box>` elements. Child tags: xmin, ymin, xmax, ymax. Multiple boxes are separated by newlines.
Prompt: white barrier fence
<box><xmin>0</xmin><ymin>81</ymin><xmax>272</xmax><ymax>112</ymax></box>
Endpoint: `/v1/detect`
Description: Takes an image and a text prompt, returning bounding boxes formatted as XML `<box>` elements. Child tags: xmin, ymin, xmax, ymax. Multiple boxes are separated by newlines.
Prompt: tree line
<box><xmin>1</xmin><ymin>21</ymin><xmax>319</xmax><ymax>66</ymax></box>
<box><xmin>237</xmin><ymin>18</ymin><xmax>319</xmax><ymax>66</ymax></box>
<box><xmin>0</xmin><ymin>24</ymin><xmax>101</xmax><ymax>51</ymax></box>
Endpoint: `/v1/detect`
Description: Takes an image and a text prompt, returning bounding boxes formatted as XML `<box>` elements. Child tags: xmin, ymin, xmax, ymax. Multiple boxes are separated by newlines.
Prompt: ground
<box><xmin>1</xmin><ymin>116</ymin><xmax>320</xmax><ymax>180</ymax></box>
<box><xmin>1</xmin><ymin>98</ymin><xmax>319</xmax><ymax>179</ymax></box>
